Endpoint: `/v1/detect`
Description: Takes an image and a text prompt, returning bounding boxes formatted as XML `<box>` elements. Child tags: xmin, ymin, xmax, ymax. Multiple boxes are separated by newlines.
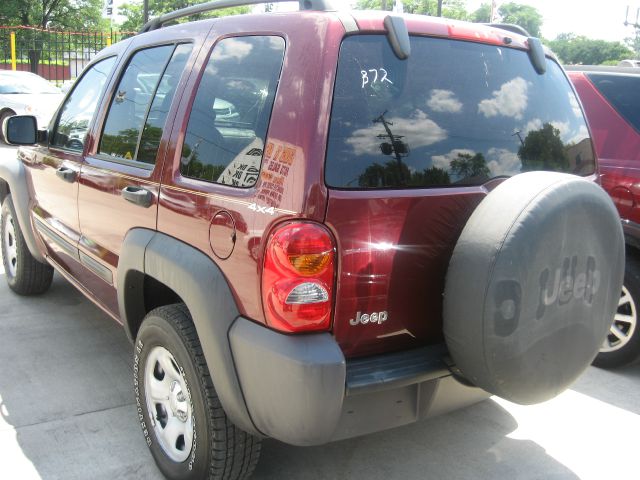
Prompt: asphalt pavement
<box><xmin>1</xmin><ymin>142</ymin><xmax>639</xmax><ymax>480</ymax></box>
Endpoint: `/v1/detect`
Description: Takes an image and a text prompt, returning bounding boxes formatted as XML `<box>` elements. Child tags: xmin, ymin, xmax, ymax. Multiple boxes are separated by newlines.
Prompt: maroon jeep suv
<box><xmin>0</xmin><ymin>2</ymin><xmax>625</xmax><ymax>479</ymax></box>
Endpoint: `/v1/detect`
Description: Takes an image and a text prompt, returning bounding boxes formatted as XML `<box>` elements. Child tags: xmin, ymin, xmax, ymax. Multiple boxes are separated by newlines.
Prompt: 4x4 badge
<box><xmin>350</xmin><ymin>311</ymin><xmax>388</xmax><ymax>326</ymax></box>
<box><xmin>248</xmin><ymin>203</ymin><xmax>275</xmax><ymax>216</ymax></box>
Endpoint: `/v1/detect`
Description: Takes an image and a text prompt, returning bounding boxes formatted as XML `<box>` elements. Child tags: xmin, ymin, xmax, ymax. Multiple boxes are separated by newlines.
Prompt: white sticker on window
<box><xmin>361</xmin><ymin>68</ymin><xmax>393</xmax><ymax>88</ymax></box>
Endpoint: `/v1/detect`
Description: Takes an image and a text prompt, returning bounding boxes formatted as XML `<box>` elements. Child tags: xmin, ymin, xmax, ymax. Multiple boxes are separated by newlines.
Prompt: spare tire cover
<box><xmin>443</xmin><ymin>172</ymin><xmax>624</xmax><ymax>405</ymax></box>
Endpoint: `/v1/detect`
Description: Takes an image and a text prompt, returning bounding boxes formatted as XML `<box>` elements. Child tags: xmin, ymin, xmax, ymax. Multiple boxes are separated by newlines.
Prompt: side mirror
<box><xmin>4</xmin><ymin>115</ymin><xmax>45</xmax><ymax>145</ymax></box>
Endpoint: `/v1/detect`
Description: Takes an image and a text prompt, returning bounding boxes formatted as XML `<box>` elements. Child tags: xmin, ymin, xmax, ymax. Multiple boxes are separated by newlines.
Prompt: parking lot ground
<box><xmin>2</xmin><ymin>267</ymin><xmax>640</xmax><ymax>480</ymax></box>
<box><xmin>1</xmin><ymin>143</ymin><xmax>639</xmax><ymax>479</ymax></box>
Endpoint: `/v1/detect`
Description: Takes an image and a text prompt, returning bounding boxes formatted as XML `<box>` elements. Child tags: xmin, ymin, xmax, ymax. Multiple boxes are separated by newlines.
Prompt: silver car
<box><xmin>0</xmin><ymin>71</ymin><xmax>64</xmax><ymax>142</ymax></box>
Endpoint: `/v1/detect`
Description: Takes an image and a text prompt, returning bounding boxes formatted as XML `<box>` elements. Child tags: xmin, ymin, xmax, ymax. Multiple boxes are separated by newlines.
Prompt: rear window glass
<box><xmin>587</xmin><ymin>73</ymin><xmax>640</xmax><ymax>133</ymax></box>
<box><xmin>325</xmin><ymin>36</ymin><xmax>595</xmax><ymax>189</ymax></box>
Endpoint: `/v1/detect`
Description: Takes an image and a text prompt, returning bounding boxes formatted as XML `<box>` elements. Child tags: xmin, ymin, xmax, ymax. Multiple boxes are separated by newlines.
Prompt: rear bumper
<box><xmin>229</xmin><ymin>318</ymin><xmax>488</xmax><ymax>446</ymax></box>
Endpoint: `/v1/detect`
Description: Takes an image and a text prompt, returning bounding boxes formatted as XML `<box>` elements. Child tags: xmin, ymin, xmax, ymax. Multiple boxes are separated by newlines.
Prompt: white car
<box><xmin>0</xmin><ymin>71</ymin><xmax>64</xmax><ymax>142</ymax></box>
<box><xmin>618</xmin><ymin>59</ymin><xmax>640</xmax><ymax>67</ymax></box>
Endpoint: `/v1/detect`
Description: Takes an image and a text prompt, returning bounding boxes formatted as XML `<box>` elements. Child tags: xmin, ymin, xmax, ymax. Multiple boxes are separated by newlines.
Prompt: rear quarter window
<box><xmin>325</xmin><ymin>36</ymin><xmax>595</xmax><ymax>189</ymax></box>
<box><xmin>179</xmin><ymin>36</ymin><xmax>285</xmax><ymax>187</ymax></box>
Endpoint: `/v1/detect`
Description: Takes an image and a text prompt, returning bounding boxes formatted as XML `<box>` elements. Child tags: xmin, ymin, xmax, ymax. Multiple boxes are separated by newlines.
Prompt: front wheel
<box><xmin>593</xmin><ymin>254</ymin><xmax>640</xmax><ymax>368</ymax></box>
<box><xmin>134</xmin><ymin>304</ymin><xmax>261</xmax><ymax>480</ymax></box>
<box><xmin>1</xmin><ymin>195</ymin><xmax>53</xmax><ymax>295</ymax></box>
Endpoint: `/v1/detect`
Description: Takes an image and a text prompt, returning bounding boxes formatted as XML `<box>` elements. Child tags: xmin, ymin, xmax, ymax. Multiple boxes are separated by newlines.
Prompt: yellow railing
<box><xmin>10</xmin><ymin>32</ymin><xmax>16</xmax><ymax>71</ymax></box>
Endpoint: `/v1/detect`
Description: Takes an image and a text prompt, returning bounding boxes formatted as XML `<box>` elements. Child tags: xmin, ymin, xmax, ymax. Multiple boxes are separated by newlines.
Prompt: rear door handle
<box><xmin>121</xmin><ymin>185</ymin><xmax>153</xmax><ymax>208</ymax></box>
<box><xmin>56</xmin><ymin>166</ymin><xmax>76</xmax><ymax>183</ymax></box>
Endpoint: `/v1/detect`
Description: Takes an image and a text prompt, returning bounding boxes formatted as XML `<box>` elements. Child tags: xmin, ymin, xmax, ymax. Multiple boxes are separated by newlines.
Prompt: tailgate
<box><xmin>324</xmin><ymin>34</ymin><xmax>595</xmax><ymax>357</ymax></box>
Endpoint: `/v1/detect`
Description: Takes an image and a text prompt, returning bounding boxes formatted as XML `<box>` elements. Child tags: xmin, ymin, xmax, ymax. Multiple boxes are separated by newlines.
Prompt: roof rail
<box><xmin>140</xmin><ymin>0</ymin><xmax>339</xmax><ymax>33</ymax></box>
<box><xmin>484</xmin><ymin>23</ymin><xmax>531</xmax><ymax>37</ymax></box>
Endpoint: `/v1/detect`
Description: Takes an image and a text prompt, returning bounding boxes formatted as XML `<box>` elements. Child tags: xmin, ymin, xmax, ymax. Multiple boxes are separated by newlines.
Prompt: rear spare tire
<box><xmin>444</xmin><ymin>172</ymin><xmax>624</xmax><ymax>405</ymax></box>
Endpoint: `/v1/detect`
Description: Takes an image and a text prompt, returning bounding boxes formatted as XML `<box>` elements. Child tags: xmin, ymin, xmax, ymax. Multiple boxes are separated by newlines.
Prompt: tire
<box><xmin>1</xmin><ymin>195</ymin><xmax>53</xmax><ymax>295</ymax></box>
<box><xmin>443</xmin><ymin>172</ymin><xmax>625</xmax><ymax>405</ymax></box>
<box><xmin>0</xmin><ymin>110</ymin><xmax>16</xmax><ymax>144</ymax></box>
<box><xmin>593</xmin><ymin>253</ymin><xmax>640</xmax><ymax>368</ymax></box>
<box><xmin>134</xmin><ymin>304</ymin><xmax>261</xmax><ymax>480</ymax></box>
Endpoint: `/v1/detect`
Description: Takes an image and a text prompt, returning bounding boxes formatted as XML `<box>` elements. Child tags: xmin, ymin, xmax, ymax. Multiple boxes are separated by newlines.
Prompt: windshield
<box><xmin>0</xmin><ymin>73</ymin><xmax>61</xmax><ymax>94</ymax></box>
<box><xmin>325</xmin><ymin>36</ymin><xmax>595</xmax><ymax>189</ymax></box>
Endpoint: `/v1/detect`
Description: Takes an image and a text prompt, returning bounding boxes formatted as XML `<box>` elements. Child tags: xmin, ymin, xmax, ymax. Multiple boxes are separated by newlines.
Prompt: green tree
<box><xmin>0</xmin><ymin>0</ymin><xmax>108</xmax><ymax>75</ymax></box>
<box><xmin>470</xmin><ymin>2</ymin><xmax>491</xmax><ymax>23</ymax></box>
<box><xmin>519</xmin><ymin>123</ymin><xmax>569</xmax><ymax>172</ymax></box>
<box><xmin>414</xmin><ymin>166</ymin><xmax>450</xmax><ymax>186</ymax></box>
<box><xmin>1</xmin><ymin>0</ymin><xmax>107</xmax><ymax>29</ymax></box>
<box><xmin>449</xmin><ymin>152</ymin><xmax>489</xmax><ymax>182</ymax></box>
<box><xmin>358</xmin><ymin>161</ymin><xmax>453</xmax><ymax>187</ymax></box>
<box><xmin>118</xmin><ymin>3</ymin><xmax>145</xmax><ymax>31</ymax></box>
<box><xmin>438</xmin><ymin>0</ymin><xmax>467</xmax><ymax>20</ymax></box>
<box><xmin>355</xmin><ymin>0</ymin><xmax>393</xmax><ymax>10</ymax></box>
<box><xmin>625</xmin><ymin>29</ymin><xmax>640</xmax><ymax>59</ymax></box>
<box><xmin>355</xmin><ymin>0</ymin><xmax>467</xmax><ymax>20</ymax></box>
<box><xmin>359</xmin><ymin>160</ymin><xmax>410</xmax><ymax>187</ymax></box>
<box><xmin>496</xmin><ymin>2</ymin><xmax>542</xmax><ymax>37</ymax></box>
<box><xmin>118</xmin><ymin>1</ymin><xmax>250</xmax><ymax>31</ymax></box>
<box><xmin>547</xmin><ymin>33</ymin><xmax>633</xmax><ymax>65</ymax></box>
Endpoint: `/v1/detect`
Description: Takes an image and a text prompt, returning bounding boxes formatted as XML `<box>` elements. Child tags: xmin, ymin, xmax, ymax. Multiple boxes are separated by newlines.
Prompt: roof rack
<box><xmin>140</xmin><ymin>0</ymin><xmax>338</xmax><ymax>33</ymax></box>
<box><xmin>484</xmin><ymin>23</ymin><xmax>531</xmax><ymax>37</ymax></box>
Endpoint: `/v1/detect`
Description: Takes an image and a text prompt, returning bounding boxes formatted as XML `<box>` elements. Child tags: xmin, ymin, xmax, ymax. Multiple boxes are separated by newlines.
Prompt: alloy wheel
<box><xmin>601</xmin><ymin>286</ymin><xmax>637</xmax><ymax>352</ymax></box>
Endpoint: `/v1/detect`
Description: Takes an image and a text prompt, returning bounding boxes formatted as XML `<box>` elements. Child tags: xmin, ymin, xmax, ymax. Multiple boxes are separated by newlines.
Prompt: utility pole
<box><xmin>490</xmin><ymin>0</ymin><xmax>498</xmax><ymax>23</ymax></box>
<box><xmin>624</xmin><ymin>5</ymin><xmax>640</xmax><ymax>28</ymax></box>
<box><xmin>373</xmin><ymin>111</ymin><xmax>408</xmax><ymax>173</ymax></box>
<box><xmin>143</xmin><ymin>0</ymin><xmax>149</xmax><ymax>24</ymax></box>
<box><xmin>437</xmin><ymin>0</ymin><xmax>443</xmax><ymax>17</ymax></box>
<box><xmin>512</xmin><ymin>130</ymin><xmax>524</xmax><ymax>146</ymax></box>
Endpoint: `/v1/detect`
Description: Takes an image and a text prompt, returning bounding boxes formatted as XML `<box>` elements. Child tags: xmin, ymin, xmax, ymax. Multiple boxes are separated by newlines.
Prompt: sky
<box><xmin>110</xmin><ymin>1</ymin><xmax>640</xmax><ymax>42</ymax></box>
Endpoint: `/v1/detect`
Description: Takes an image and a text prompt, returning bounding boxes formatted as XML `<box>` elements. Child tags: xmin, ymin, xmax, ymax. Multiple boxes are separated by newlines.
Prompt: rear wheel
<box><xmin>135</xmin><ymin>304</ymin><xmax>261</xmax><ymax>480</ymax></box>
<box><xmin>1</xmin><ymin>195</ymin><xmax>53</xmax><ymax>295</ymax></box>
<box><xmin>593</xmin><ymin>254</ymin><xmax>640</xmax><ymax>368</ymax></box>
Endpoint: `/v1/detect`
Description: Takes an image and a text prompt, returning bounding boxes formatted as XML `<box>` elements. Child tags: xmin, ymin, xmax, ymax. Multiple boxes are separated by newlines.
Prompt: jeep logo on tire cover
<box><xmin>536</xmin><ymin>256</ymin><xmax>601</xmax><ymax>319</ymax></box>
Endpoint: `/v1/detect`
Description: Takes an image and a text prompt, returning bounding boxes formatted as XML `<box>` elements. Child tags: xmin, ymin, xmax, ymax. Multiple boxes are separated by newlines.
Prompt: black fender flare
<box><xmin>117</xmin><ymin>228</ymin><xmax>259</xmax><ymax>436</ymax></box>
<box><xmin>0</xmin><ymin>151</ymin><xmax>46</xmax><ymax>262</ymax></box>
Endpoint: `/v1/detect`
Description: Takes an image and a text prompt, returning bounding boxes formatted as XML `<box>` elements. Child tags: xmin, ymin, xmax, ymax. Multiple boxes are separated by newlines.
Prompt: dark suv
<box><xmin>568</xmin><ymin>66</ymin><xmax>640</xmax><ymax>368</ymax></box>
<box><xmin>0</xmin><ymin>2</ymin><xmax>625</xmax><ymax>479</ymax></box>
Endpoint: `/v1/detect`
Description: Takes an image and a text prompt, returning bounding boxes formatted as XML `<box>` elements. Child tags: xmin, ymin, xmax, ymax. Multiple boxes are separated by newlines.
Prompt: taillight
<box><xmin>262</xmin><ymin>222</ymin><xmax>335</xmax><ymax>333</ymax></box>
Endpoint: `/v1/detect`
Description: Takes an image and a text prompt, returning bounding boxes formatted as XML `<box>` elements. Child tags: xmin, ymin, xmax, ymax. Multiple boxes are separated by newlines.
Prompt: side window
<box><xmin>588</xmin><ymin>73</ymin><xmax>640</xmax><ymax>133</ymax></box>
<box><xmin>138</xmin><ymin>44</ymin><xmax>192</xmax><ymax>164</ymax></box>
<box><xmin>180</xmin><ymin>36</ymin><xmax>285</xmax><ymax>187</ymax></box>
<box><xmin>99</xmin><ymin>44</ymin><xmax>191</xmax><ymax>164</ymax></box>
<box><xmin>51</xmin><ymin>57</ymin><xmax>116</xmax><ymax>151</ymax></box>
